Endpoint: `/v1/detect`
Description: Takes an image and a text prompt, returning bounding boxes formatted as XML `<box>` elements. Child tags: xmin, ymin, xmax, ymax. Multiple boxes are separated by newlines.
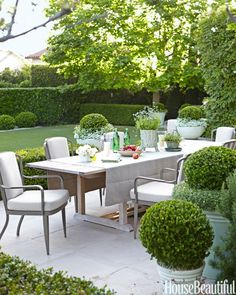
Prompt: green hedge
<box><xmin>0</xmin><ymin>87</ymin><xmax>81</xmax><ymax>125</ymax></box>
<box><xmin>79</xmin><ymin>103</ymin><xmax>145</xmax><ymax>126</ymax></box>
<box><xmin>0</xmin><ymin>250</ymin><xmax>114</xmax><ymax>294</ymax></box>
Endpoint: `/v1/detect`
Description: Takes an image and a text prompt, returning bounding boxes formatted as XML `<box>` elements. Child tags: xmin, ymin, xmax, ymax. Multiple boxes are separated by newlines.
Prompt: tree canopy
<box><xmin>45</xmin><ymin>0</ymin><xmax>208</xmax><ymax>94</ymax></box>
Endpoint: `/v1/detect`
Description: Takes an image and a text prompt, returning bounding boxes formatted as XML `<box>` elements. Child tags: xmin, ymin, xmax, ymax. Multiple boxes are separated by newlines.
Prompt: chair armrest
<box><xmin>23</xmin><ymin>174</ymin><xmax>64</xmax><ymax>189</ymax></box>
<box><xmin>133</xmin><ymin>176</ymin><xmax>175</xmax><ymax>203</ymax></box>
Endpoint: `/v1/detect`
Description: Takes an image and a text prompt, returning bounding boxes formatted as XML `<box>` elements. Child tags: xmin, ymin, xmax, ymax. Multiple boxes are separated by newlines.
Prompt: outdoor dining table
<box><xmin>27</xmin><ymin>139</ymin><xmax>219</xmax><ymax>232</ymax></box>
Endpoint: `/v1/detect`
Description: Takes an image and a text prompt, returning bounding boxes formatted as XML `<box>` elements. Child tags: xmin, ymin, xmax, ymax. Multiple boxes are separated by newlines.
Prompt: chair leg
<box><xmin>43</xmin><ymin>215</ymin><xmax>50</xmax><ymax>255</ymax></box>
<box><xmin>61</xmin><ymin>208</ymin><xmax>66</xmax><ymax>238</ymax></box>
<box><xmin>0</xmin><ymin>214</ymin><xmax>9</xmax><ymax>240</ymax></box>
<box><xmin>99</xmin><ymin>189</ymin><xmax>103</xmax><ymax>206</ymax></box>
<box><xmin>16</xmin><ymin>215</ymin><xmax>24</xmax><ymax>237</ymax></box>
<box><xmin>133</xmin><ymin>202</ymin><xmax>139</xmax><ymax>239</ymax></box>
<box><xmin>74</xmin><ymin>196</ymin><xmax>78</xmax><ymax>213</ymax></box>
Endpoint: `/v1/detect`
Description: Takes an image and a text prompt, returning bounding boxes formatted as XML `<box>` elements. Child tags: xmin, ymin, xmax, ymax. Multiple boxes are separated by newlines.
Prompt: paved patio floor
<box><xmin>0</xmin><ymin>190</ymin><xmax>162</xmax><ymax>295</ymax></box>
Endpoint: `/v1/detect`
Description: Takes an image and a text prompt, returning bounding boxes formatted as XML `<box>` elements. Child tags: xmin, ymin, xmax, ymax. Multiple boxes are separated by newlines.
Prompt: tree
<box><xmin>0</xmin><ymin>0</ymin><xmax>78</xmax><ymax>42</ymax></box>
<box><xmin>45</xmin><ymin>0</ymin><xmax>207</xmax><ymax>100</ymax></box>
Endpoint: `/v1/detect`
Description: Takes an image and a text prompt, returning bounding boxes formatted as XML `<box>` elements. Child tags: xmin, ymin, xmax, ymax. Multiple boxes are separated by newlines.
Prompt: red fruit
<box><xmin>132</xmin><ymin>153</ymin><xmax>140</xmax><ymax>159</ymax></box>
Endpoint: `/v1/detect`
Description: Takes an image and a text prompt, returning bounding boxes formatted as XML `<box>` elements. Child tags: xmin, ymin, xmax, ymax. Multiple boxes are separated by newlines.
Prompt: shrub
<box><xmin>163</xmin><ymin>132</ymin><xmax>182</xmax><ymax>144</ymax></box>
<box><xmin>153</xmin><ymin>102</ymin><xmax>167</xmax><ymax>112</ymax></box>
<box><xmin>79</xmin><ymin>103</ymin><xmax>144</xmax><ymax>126</ymax></box>
<box><xmin>178</xmin><ymin>105</ymin><xmax>204</xmax><ymax>120</ymax></box>
<box><xmin>0</xmin><ymin>250</ymin><xmax>115</xmax><ymax>294</ymax></box>
<box><xmin>179</xmin><ymin>103</ymin><xmax>192</xmax><ymax>110</ymax></box>
<box><xmin>139</xmin><ymin>200</ymin><xmax>213</xmax><ymax>270</ymax></box>
<box><xmin>0</xmin><ymin>114</ymin><xmax>15</xmax><ymax>130</ymax></box>
<box><xmin>15</xmin><ymin>112</ymin><xmax>38</xmax><ymax>128</ymax></box>
<box><xmin>184</xmin><ymin>146</ymin><xmax>236</xmax><ymax>190</ymax></box>
<box><xmin>173</xmin><ymin>182</ymin><xmax>222</xmax><ymax>212</ymax></box>
<box><xmin>80</xmin><ymin>113</ymin><xmax>109</xmax><ymax>131</ymax></box>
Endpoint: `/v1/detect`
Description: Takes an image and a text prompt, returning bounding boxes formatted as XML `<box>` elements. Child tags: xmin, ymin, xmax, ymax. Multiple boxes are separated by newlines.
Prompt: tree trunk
<box><xmin>152</xmin><ymin>91</ymin><xmax>161</xmax><ymax>105</ymax></box>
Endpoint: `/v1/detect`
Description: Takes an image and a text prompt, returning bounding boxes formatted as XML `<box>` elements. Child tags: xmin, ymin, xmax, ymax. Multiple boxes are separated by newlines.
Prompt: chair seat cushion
<box><xmin>130</xmin><ymin>181</ymin><xmax>174</xmax><ymax>203</ymax></box>
<box><xmin>8</xmin><ymin>189</ymin><xmax>69</xmax><ymax>212</ymax></box>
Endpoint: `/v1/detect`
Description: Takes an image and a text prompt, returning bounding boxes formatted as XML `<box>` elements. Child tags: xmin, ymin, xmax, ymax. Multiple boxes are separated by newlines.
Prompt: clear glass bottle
<box><xmin>124</xmin><ymin>128</ymin><xmax>130</xmax><ymax>146</ymax></box>
<box><xmin>112</xmin><ymin>129</ymin><xmax>120</xmax><ymax>152</ymax></box>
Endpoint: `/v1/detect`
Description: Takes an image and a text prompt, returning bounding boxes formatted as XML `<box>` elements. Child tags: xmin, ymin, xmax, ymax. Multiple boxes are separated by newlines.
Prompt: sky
<box><xmin>0</xmin><ymin>1</ymin><xmax>52</xmax><ymax>57</ymax></box>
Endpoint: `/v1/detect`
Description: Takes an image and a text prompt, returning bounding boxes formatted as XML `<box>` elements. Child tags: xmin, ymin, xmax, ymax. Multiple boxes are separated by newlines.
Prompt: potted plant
<box><xmin>76</xmin><ymin>144</ymin><xmax>98</xmax><ymax>162</ymax></box>
<box><xmin>173</xmin><ymin>146</ymin><xmax>236</xmax><ymax>280</ymax></box>
<box><xmin>153</xmin><ymin>102</ymin><xmax>168</xmax><ymax>127</ymax></box>
<box><xmin>163</xmin><ymin>132</ymin><xmax>182</xmax><ymax>149</ymax></box>
<box><xmin>133</xmin><ymin>107</ymin><xmax>160</xmax><ymax>150</ymax></box>
<box><xmin>176</xmin><ymin>106</ymin><xmax>207</xmax><ymax>139</ymax></box>
<box><xmin>74</xmin><ymin>113</ymin><xmax>113</xmax><ymax>149</ymax></box>
<box><xmin>139</xmin><ymin>199</ymin><xmax>213</xmax><ymax>295</ymax></box>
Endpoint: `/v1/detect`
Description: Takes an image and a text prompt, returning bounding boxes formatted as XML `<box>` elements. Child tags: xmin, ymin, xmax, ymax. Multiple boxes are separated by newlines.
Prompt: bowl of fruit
<box><xmin>119</xmin><ymin>145</ymin><xmax>142</xmax><ymax>158</ymax></box>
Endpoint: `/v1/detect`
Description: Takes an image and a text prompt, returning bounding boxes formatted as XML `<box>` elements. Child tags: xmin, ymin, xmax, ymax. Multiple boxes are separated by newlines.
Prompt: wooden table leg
<box><xmin>77</xmin><ymin>175</ymin><xmax>86</xmax><ymax>215</ymax></box>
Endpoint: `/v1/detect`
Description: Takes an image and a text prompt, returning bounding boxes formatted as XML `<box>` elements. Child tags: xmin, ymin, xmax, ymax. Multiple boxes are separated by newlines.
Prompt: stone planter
<box><xmin>75</xmin><ymin>138</ymin><xmax>102</xmax><ymax>149</ymax></box>
<box><xmin>165</xmin><ymin>141</ymin><xmax>179</xmax><ymax>149</ymax></box>
<box><xmin>140</xmin><ymin>130</ymin><xmax>158</xmax><ymax>150</ymax></box>
<box><xmin>177</xmin><ymin>126</ymin><xmax>205</xmax><ymax>139</ymax></box>
<box><xmin>203</xmin><ymin>211</ymin><xmax>230</xmax><ymax>281</ymax></box>
<box><xmin>158</xmin><ymin>263</ymin><xmax>204</xmax><ymax>295</ymax></box>
<box><xmin>156</xmin><ymin>112</ymin><xmax>166</xmax><ymax>127</ymax></box>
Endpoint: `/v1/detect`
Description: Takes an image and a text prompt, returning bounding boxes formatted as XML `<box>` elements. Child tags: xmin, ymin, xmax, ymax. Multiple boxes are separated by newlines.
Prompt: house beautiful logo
<box><xmin>164</xmin><ymin>280</ymin><xmax>236</xmax><ymax>295</ymax></box>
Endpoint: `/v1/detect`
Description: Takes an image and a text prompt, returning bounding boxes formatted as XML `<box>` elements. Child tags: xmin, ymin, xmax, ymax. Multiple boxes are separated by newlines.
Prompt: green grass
<box><xmin>0</xmin><ymin>125</ymin><xmax>139</xmax><ymax>152</ymax></box>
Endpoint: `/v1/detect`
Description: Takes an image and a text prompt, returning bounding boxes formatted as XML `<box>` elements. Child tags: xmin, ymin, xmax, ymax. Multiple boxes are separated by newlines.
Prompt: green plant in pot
<box><xmin>134</xmin><ymin>107</ymin><xmax>160</xmax><ymax>150</ymax></box>
<box><xmin>153</xmin><ymin>102</ymin><xmax>167</xmax><ymax>127</ymax></box>
<box><xmin>176</xmin><ymin>106</ymin><xmax>207</xmax><ymax>139</ymax></box>
<box><xmin>173</xmin><ymin>146</ymin><xmax>236</xmax><ymax>280</ymax></box>
<box><xmin>139</xmin><ymin>200</ymin><xmax>213</xmax><ymax>295</ymax></box>
<box><xmin>163</xmin><ymin>132</ymin><xmax>182</xmax><ymax>149</ymax></box>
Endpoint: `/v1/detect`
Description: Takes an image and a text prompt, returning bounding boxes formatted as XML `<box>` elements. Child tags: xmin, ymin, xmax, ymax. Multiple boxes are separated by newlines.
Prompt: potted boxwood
<box><xmin>74</xmin><ymin>113</ymin><xmax>113</xmax><ymax>149</ymax></box>
<box><xmin>139</xmin><ymin>200</ymin><xmax>213</xmax><ymax>295</ymax></box>
<box><xmin>176</xmin><ymin>106</ymin><xmax>207</xmax><ymax>139</ymax></box>
<box><xmin>153</xmin><ymin>102</ymin><xmax>168</xmax><ymax>127</ymax></box>
<box><xmin>134</xmin><ymin>107</ymin><xmax>160</xmax><ymax>150</ymax></box>
<box><xmin>173</xmin><ymin>146</ymin><xmax>236</xmax><ymax>280</ymax></box>
<box><xmin>163</xmin><ymin>132</ymin><xmax>182</xmax><ymax>149</ymax></box>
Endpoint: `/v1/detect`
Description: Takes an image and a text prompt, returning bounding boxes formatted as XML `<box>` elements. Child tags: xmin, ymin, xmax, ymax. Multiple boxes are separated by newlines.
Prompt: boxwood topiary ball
<box><xmin>184</xmin><ymin>146</ymin><xmax>236</xmax><ymax>190</ymax></box>
<box><xmin>178</xmin><ymin>105</ymin><xmax>204</xmax><ymax>120</ymax></box>
<box><xmin>15</xmin><ymin>112</ymin><xmax>37</xmax><ymax>128</ymax></box>
<box><xmin>139</xmin><ymin>200</ymin><xmax>213</xmax><ymax>270</ymax></box>
<box><xmin>80</xmin><ymin>113</ymin><xmax>109</xmax><ymax>131</ymax></box>
<box><xmin>0</xmin><ymin>114</ymin><xmax>15</xmax><ymax>130</ymax></box>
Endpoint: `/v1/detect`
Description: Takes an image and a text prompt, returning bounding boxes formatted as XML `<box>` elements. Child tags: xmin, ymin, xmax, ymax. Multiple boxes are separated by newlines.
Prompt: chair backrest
<box><xmin>44</xmin><ymin>137</ymin><xmax>71</xmax><ymax>160</ymax></box>
<box><xmin>176</xmin><ymin>155</ymin><xmax>189</xmax><ymax>184</ymax></box>
<box><xmin>223</xmin><ymin>139</ymin><xmax>236</xmax><ymax>150</ymax></box>
<box><xmin>0</xmin><ymin>152</ymin><xmax>23</xmax><ymax>200</ymax></box>
<box><xmin>167</xmin><ymin>119</ymin><xmax>177</xmax><ymax>133</ymax></box>
<box><xmin>104</xmin><ymin>132</ymin><xmax>124</xmax><ymax>148</ymax></box>
<box><xmin>214</xmin><ymin>127</ymin><xmax>235</xmax><ymax>142</ymax></box>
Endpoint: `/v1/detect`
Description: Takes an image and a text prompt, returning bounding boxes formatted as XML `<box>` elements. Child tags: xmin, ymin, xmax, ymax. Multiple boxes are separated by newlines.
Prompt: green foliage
<box><xmin>197</xmin><ymin>6</ymin><xmax>236</xmax><ymax>130</ymax></box>
<box><xmin>163</xmin><ymin>132</ymin><xmax>182</xmax><ymax>144</ymax></box>
<box><xmin>184</xmin><ymin>146</ymin><xmax>236</xmax><ymax>190</ymax></box>
<box><xmin>178</xmin><ymin>105</ymin><xmax>204</xmax><ymax>120</ymax></box>
<box><xmin>135</xmin><ymin>117</ymin><xmax>160</xmax><ymax>130</ymax></box>
<box><xmin>16</xmin><ymin>147</ymin><xmax>47</xmax><ymax>189</ymax></box>
<box><xmin>79</xmin><ymin>103</ymin><xmax>144</xmax><ymax>126</ymax></box>
<box><xmin>80</xmin><ymin>113</ymin><xmax>108</xmax><ymax>131</ymax></box>
<box><xmin>139</xmin><ymin>200</ymin><xmax>213</xmax><ymax>270</ymax></box>
<box><xmin>0</xmin><ymin>114</ymin><xmax>15</xmax><ymax>130</ymax></box>
<box><xmin>179</xmin><ymin>103</ymin><xmax>192</xmax><ymax>110</ymax></box>
<box><xmin>173</xmin><ymin>182</ymin><xmax>222</xmax><ymax>212</ymax></box>
<box><xmin>46</xmin><ymin>0</ymin><xmax>207</xmax><ymax>93</ymax></box>
<box><xmin>0</xmin><ymin>67</ymin><xmax>31</xmax><ymax>88</ymax></box>
<box><xmin>0</xmin><ymin>250</ymin><xmax>115</xmax><ymax>295</ymax></box>
<box><xmin>211</xmin><ymin>171</ymin><xmax>236</xmax><ymax>282</ymax></box>
<box><xmin>153</xmin><ymin>102</ymin><xmax>167</xmax><ymax>112</ymax></box>
<box><xmin>15</xmin><ymin>112</ymin><xmax>38</xmax><ymax>128</ymax></box>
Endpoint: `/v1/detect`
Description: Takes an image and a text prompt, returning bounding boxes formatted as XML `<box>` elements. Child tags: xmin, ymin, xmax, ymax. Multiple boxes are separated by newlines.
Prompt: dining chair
<box><xmin>44</xmin><ymin>137</ymin><xmax>103</xmax><ymax>209</ymax></box>
<box><xmin>130</xmin><ymin>155</ymin><xmax>189</xmax><ymax>239</ymax></box>
<box><xmin>166</xmin><ymin>119</ymin><xmax>178</xmax><ymax>133</ymax></box>
<box><xmin>0</xmin><ymin>151</ymin><xmax>69</xmax><ymax>255</ymax></box>
<box><xmin>223</xmin><ymin>139</ymin><xmax>236</xmax><ymax>150</ymax></box>
<box><xmin>211</xmin><ymin>127</ymin><xmax>235</xmax><ymax>142</ymax></box>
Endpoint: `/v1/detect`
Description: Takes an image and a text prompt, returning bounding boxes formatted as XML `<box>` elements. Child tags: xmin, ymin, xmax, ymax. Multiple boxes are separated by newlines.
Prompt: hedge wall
<box><xmin>79</xmin><ymin>103</ymin><xmax>145</xmax><ymax>126</ymax></box>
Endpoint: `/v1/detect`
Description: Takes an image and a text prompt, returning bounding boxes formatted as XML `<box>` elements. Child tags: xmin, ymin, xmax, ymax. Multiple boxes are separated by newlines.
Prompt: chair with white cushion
<box><xmin>0</xmin><ymin>151</ymin><xmax>69</xmax><ymax>255</ymax></box>
<box><xmin>223</xmin><ymin>139</ymin><xmax>236</xmax><ymax>150</ymax></box>
<box><xmin>211</xmin><ymin>127</ymin><xmax>235</xmax><ymax>142</ymax></box>
<box><xmin>130</xmin><ymin>155</ymin><xmax>189</xmax><ymax>239</ymax></box>
<box><xmin>166</xmin><ymin>119</ymin><xmax>178</xmax><ymax>133</ymax></box>
<box><xmin>44</xmin><ymin>137</ymin><xmax>103</xmax><ymax>209</ymax></box>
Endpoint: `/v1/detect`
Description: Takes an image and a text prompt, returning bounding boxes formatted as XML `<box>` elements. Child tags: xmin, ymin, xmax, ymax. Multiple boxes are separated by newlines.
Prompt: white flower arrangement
<box><xmin>76</xmin><ymin>145</ymin><xmax>98</xmax><ymax>158</ymax></box>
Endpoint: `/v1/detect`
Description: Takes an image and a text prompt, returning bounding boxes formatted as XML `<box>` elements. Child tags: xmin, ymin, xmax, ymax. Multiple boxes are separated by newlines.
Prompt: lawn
<box><xmin>0</xmin><ymin>125</ymin><xmax>139</xmax><ymax>152</ymax></box>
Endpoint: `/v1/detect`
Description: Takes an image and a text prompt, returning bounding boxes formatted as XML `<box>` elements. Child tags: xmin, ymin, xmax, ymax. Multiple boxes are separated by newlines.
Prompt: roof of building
<box><xmin>25</xmin><ymin>49</ymin><xmax>47</xmax><ymax>60</ymax></box>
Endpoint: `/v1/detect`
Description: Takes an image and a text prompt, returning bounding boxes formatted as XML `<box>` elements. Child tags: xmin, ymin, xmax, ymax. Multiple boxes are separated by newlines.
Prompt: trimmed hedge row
<box><xmin>79</xmin><ymin>103</ymin><xmax>145</xmax><ymax>126</ymax></box>
<box><xmin>0</xmin><ymin>250</ymin><xmax>114</xmax><ymax>294</ymax></box>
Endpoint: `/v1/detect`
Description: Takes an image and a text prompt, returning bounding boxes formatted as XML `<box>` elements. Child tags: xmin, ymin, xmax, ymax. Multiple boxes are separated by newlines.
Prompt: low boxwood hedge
<box><xmin>0</xmin><ymin>250</ymin><xmax>115</xmax><ymax>294</ymax></box>
<box><xmin>15</xmin><ymin>112</ymin><xmax>38</xmax><ymax>128</ymax></box>
<box><xmin>0</xmin><ymin>114</ymin><xmax>15</xmax><ymax>130</ymax></box>
<box><xmin>79</xmin><ymin>103</ymin><xmax>145</xmax><ymax>126</ymax></box>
